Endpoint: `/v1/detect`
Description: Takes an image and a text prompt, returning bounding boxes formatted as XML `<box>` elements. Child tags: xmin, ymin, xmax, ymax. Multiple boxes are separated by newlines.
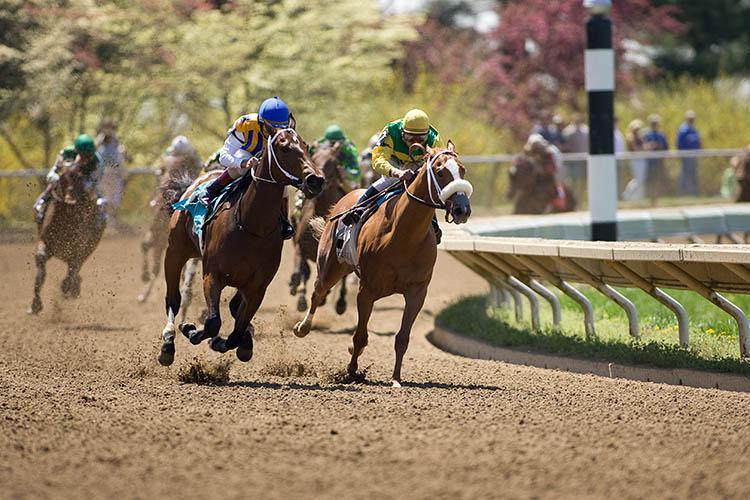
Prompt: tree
<box><xmin>651</xmin><ymin>0</ymin><xmax>750</xmax><ymax>78</ymax></box>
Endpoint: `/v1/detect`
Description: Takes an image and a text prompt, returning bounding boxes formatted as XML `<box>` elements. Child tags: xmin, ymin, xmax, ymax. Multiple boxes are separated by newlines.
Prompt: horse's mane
<box><xmin>159</xmin><ymin>170</ymin><xmax>194</xmax><ymax>214</ymax></box>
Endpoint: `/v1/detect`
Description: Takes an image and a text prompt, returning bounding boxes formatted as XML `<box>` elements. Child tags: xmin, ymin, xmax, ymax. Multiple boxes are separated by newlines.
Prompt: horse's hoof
<box><xmin>158</xmin><ymin>342</ymin><xmax>175</xmax><ymax>366</ymax></box>
<box><xmin>335</xmin><ymin>299</ymin><xmax>346</xmax><ymax>315</ymax></box>
<box><xmin>28</xmin><ymin>298</ymin><xmax>43</xmax><ymax>315</ymax></box>
<box><xmin>297</xmin><ymin>296</ymin><xmax>307</xmax><ymax>312</ymax></box>
<box><xmin>391</xmin><ymin>379</ymin><xmax>402</xmax><ymax>388</ymax></box>
<box><xmin>180</xmin><ymin>323</ymin><xmax>203</xmax><ymax>345</ymax></box>
<box><xmin>236</xmin><ymin>344</ymin><xmax>253</xmax><ymax>362</ymax></box>
<box><xmin>293</xmin><ymin>321</ymin><xmax>311</xmax><ymax>338</ymax></box>
<box><xmin>209</xmin><ymin>336</ymin><xmax>230</xmax><ymax>353</ymax></box>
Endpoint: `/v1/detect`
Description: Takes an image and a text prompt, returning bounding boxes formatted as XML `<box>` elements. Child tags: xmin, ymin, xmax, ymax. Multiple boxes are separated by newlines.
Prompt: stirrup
<box><xmin>280</xmin><ymin>216</ymin><xmax>295</xmax><ymax>240</ymax></box>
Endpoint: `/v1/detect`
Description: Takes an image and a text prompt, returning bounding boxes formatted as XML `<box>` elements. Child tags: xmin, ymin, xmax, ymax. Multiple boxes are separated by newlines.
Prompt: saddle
<box><xmin>172</xmin><ymin>175</ymin><xmax>250</xmax><ymax>243</ymax></box>
<box><xmin>334</xmin><ymin>187</ymin><xmax>404</xmax><ymax>267</ymax></box>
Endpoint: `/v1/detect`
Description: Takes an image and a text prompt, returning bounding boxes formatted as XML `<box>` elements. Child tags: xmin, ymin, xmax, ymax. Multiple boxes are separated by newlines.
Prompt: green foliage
<box><xmin>438</xmin><ymin>295</ymin><xmax>750</xmax><ymax>375</ymax></box>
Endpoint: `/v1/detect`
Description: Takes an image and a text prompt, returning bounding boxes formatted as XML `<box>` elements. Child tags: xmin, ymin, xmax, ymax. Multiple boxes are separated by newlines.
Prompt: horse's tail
<box><xmin>309</xmin><ymin>216</ymin><xmax>326</xmax><ymax>241</ymax></box>
<box><xmin>159</xmin><ymin>171</ymin><xmax>194</xmax><ymax>214</ymax></box>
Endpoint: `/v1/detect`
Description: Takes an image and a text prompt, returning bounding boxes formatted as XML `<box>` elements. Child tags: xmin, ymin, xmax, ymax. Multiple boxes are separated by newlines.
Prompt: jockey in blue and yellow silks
<box><xmin>200</xmin><ymin>96</ymin><xmax>296</xmax><ymax>239</ymax></box>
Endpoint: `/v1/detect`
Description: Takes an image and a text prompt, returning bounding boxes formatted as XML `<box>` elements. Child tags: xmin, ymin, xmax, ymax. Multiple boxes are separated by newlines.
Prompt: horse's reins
<box><xmin>234</xmin><ymin>127</ymin><xmax>305</xmax><ymax>232</ymax></box>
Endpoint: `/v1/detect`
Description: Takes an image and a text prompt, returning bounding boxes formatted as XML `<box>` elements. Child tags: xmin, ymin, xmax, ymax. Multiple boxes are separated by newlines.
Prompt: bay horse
<box><xmin>289</xmin><ymin>142</ymin><xmax>350</xmax><ymax>313</ymax></box>
<box><xmin>29</xmin><ymin>162</ymin><xmax>106</xmax><ymax>314</ymax></box>
<box><xmin>157</xmin><ymin>128</ymin><xmax>324</xmax><ymax>366</ymax></box>
<box><xmin>138</xmin><ymin>155</ymin><xmax>202</xmax><ymax>316</ymax></box>
<box><xmin>507</xmin><ymin>155</ymin><xmax>576</xmax><ymax>214</ymax></box>
<box><xmin>293</xmin><ymin>141</ymin><xmax>472</xmax><ymax>386</ymax></box>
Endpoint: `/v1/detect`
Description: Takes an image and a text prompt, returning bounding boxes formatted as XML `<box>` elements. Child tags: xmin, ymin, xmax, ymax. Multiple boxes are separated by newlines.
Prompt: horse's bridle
<box><xmin>250</xmin><ymin>128</ymin><xmax>305</xmax><ymax>189</ymax></box>
<box><xmin>404</xmin><ymin>150</ymin><xmax>473</xmax><ymax>212</ymax></box>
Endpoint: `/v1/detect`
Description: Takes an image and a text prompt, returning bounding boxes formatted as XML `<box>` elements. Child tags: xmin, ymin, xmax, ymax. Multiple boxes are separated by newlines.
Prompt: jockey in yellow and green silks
<box><xmin>341</xmin><ymin>109</ymin><xmax>444</xmax><ymax>243</ymax></box>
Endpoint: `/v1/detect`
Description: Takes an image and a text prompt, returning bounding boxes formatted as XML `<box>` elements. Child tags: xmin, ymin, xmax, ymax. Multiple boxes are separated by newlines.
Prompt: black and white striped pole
<box><xmin>584</xmin><ymin>0</ymin><xmax>617</xmax><ymax>241</ymax></box>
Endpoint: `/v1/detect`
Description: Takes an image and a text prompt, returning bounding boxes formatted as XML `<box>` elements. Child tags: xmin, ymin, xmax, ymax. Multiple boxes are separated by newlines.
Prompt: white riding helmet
<box><xmin>169</xmin><ymin>135</ymin><xmax>194</xmax><ymax>156</ymax></box>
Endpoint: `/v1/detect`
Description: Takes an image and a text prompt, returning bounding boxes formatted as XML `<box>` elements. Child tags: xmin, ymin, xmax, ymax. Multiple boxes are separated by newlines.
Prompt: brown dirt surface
<box><xmin>2</xmin><ymin>235</ymin><xmax>750</xmax><ymax>499</ymax></box>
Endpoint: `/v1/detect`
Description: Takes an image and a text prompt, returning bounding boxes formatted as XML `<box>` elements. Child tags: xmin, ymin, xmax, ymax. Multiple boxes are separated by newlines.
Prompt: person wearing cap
<box><xmin>643</xmin><ymin>114</ymin><xmax>669</xmax><ymax>205</ymax></box>
<box><xmin>33</xmin><ymin>134</ymin><xmax>105</xmax><ymax>225</ymax></box>
<box><xmin>676</xmin><ymin>110</ymin><xmax>702</xmax><ymax>197</ymax></box>
<box><xmin>309</xmin><ymin>125</ymin><xmax>360</xmax><ymax>189</ymax></box>
<box><xmin>341</xmin><ymin>108</ymin><xmax>444</xmax><ymax>242</ymax></box>
<box><xmin>622</xmin><ymin>119</ymin><xmax>647</xmax><ymax>201</ymax></box>
<box><xmin>200</xmin><ymin>96</ymin><xmax>297</xmax><ymax>239</ymax></box>
<box><xmin>164</xmin><ymin>135</ymin><xmax>203</xmax><ymax>179</ymax></box>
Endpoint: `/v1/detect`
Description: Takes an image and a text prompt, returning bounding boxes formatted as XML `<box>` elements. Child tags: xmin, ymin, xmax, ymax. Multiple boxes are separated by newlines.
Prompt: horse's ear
<box><xmin>425</xmin><ymin>144</ymin><xmax>435</xmax><ymax>156</ymax></box>
<box><xmin>288</xmin><ymin>113</ymin><xmax>297</xmax><ymax>130</ymax></box>
<box><xmin>447</xmin><ymin>140</ymin><xmax>456</xmax><ymax>153</ymax></box>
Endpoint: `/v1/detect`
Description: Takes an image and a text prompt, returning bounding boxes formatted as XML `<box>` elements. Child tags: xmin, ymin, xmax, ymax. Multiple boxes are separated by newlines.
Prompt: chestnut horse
<box><xmin>158</xmin><ymin>128</ymin><xmax>324</xmax><ymax>366</ymax></box>
<box><xmin>293</xmin><ymin>142</ymin><xmax>472</xmax><ymax>386</ymax></box>
<box><xmin>29</xmin><ymin>162</ymin><xmax>105</xmax><ymax>314</ymax></box>
<box><xmin>508</xmin><ymin>156</ymin><xmax>576</xmax><ymax>214</ymax></box>
<box><xmin>289</xmin><ymin>142</ymin><xmax>350</xmax><ymax>313</ymax></box>
<box><xmin>138</xmin><ymin>155</ymin><xmax>202</xmax><ymax>307</ymax></box>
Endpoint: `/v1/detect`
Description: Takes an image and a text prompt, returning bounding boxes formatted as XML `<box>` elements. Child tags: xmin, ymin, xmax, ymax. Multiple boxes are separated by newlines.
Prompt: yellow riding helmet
<box><xmin>403</xmin><ymin>109</ymin><xmax>430</xmax><ymax>135</ymax></box>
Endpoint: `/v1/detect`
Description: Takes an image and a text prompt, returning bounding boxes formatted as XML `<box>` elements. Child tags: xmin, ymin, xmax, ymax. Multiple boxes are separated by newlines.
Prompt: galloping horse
<box><xmin>289</xmin><ymin>142</ymin><xmax>350</xmax><ymax>313</ymax></box>
<box><xmin>29</xmin><ymin>162</ymin><xmax>105</xmax><ymax>314</ymax></box>
<box><xmin>293</xmin><ymin>142</ymin><xmax>472</xmax><ymax>386</ymax></box>
<box><xmin>158</xmin><ymin>129</ymin><xmax>324</xmax><ymax>366</ymax></box>
<box><xmin>508</xmin><ymin>156</ymin><xmax>576</xmax><ymax>214</ymax></box>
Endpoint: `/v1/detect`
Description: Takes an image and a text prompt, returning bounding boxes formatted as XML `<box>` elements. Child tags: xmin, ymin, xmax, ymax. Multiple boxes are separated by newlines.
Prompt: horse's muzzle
<box><xmin>302</xmin><ymin>174</ymin><xmax>325</xmax><ymax>198</ymax></box>
<box><xmin>448</xmin><ymin>192</ymin><xmax>471</xmax><ymax>224</ymax></box>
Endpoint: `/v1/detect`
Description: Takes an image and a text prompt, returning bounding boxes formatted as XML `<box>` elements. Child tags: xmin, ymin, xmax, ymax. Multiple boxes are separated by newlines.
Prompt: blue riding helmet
<box><xmin>258</xmin><ymin>96</ymin><xmax>290</xmax><ymax>128</ymax></box>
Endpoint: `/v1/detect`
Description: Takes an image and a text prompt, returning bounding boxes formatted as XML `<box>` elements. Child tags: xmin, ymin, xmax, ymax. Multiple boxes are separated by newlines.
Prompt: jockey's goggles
<box><xmin>403</xmin><ymin>131</ymin><xmax>428</xmax><ymax>143</ymax></box>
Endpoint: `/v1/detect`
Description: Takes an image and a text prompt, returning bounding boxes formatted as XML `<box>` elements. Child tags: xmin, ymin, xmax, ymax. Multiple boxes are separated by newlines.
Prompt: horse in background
<box><xmin>507</xmin><ymin>155</ymin><xmax>576</xmax><ymax>214</ymax></box>
<box><xmin>29</xmin><ymin>162</ymin><xmax>106</xmax><ymax>314</ymax></box>
<box><xmin>138</xmin><ymin>154</ymin><xmax>202</xmax><ymax>320</ymax></box>
<box><xmin>289</xmin><ymin>142</ymin><xmax>351</xmax><ymax>313</ymax></box>
<box><xmin>293</xmin><ymin>142</ymin><xmax>472</xmax><ymax>386</ymax></box>
<box><xmin>158</xmin><ymin>128</ymin><xmax>324</xmax><ymax>366</ymax></box>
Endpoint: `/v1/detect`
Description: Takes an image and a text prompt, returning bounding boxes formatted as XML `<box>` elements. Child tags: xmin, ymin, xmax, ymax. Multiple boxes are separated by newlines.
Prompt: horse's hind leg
<box><xmin>140</xmin><ymin>231</ymin><xmax>153</xmax><ymax>283</ymax></box>
<box><xmin>28</xmin><ymin>242</ymin><xmax>48</xmax><ymax>315</ymax></box>
<box><xmin>216</xmin><ymin>288</ymin><xmax>264</xmax><ymax>361</ymax></box>
<box><xmin>294</xmin><ymin>253</ymin><xmax>349</xmax><ymax>338</ymax></box>
<box><xmin>391</xmin><ymin>286</ymin><xmax>428</xmax><ymax>387</ymax></box>
<box><xmin>157</xmin><ymin>244</ymin><xmax>190</xmax><ymax>366</ymax></box>
<box><xmin>178</xmin><ymin>258</ymin><xmax>199</xmax><ymax>324</ymax></box>
<box><xmin>347</xmin><ymin>289</ymin><xmax>375</xmax><ymax>377</ymax></box>
<box><xmin>335</xmin><ymin>276</ymin><xmax>347</xmax><ymax>315</ymax></box>
<box><xmin>182</xmin><ymin>273</ymin><xmax>223</xmax><ymax>347</ymax></box>
<box><xmin>296</xmin><ymin>258</ymin><xmax>311</xmax><ymax>312</ymax></box>
<box><xmin>289</xmin><ymin>244</ymin><xmax>302</xmax><ymax>296</ymax></box>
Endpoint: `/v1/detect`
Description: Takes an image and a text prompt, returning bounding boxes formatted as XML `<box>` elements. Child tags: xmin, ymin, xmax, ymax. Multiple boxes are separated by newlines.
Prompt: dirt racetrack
<box><xmin>2</xmin><ymin>234</ymin><xmax>750</xmax><ymax>499</ymax></box>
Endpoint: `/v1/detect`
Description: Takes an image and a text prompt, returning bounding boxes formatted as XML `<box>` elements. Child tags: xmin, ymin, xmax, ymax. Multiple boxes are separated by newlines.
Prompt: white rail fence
<box><xmin>440</xmin><ymin>235</ymin><xmax>750</xmax><ymax>358</ymax></box>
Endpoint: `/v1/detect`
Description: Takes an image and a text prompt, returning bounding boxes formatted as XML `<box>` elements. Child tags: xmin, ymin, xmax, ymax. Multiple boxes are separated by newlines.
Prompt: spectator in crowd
<box><xmin>622</xmin><ymin>119</ymin><xmax>647</xmax><ymax>201</ymax></box>
<box><xmin>96</xmin><ymin>118</ymin><xmax>127</xmax><ymax>230</ymax></box>
<box><xmin>643</xmin><ymin>114</ymin><xmax>669</xmax><ymax>206</ymax></box>
<box><xmin>561</xmin><ymin>112</ymin><xmax>588</xmax><ymax>196</ymax></box>
<box><xmin>614</xmin><ymin>116</ymin><xmax>626</xmax><ymax>197</ymax></box>
<box><xmin>530</xmin><ymin>112</ymin><xmax>565</xmax><ymax>150</ymax></box>
<box><xmin>676</xmin><ymin>110</ymin><xmax>702</xmax><ymax>197</ymax></box>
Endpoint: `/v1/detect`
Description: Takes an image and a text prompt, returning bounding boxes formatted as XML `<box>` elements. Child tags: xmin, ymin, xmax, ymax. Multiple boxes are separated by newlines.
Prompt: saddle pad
<box><xmin>334</xmin><ymin>187</ymin><xmax>404</xmax><ymax>267</ymax></box>
<box><xmin>172</xmin><ymin>177</ymin><xmax>245</xmax><ymax>240</ymax></box>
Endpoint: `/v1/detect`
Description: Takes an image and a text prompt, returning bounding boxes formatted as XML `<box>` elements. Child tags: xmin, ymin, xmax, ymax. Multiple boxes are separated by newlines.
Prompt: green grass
<box><xmin>437</xmin><ymin>288</ymin><xmax>750</xmax><ymax>376</ymax></box>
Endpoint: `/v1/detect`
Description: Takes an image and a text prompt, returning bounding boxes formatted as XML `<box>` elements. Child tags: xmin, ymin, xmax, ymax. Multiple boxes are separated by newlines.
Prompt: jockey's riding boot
<box><xmin>279</xmin><ymin>214</ymin><xmax>295</xmax><ymax>240</ymax></box>
<box><xmin>200</xmin><ymin>170</ymin><xmax>233</xmax><ymax>206</ymax></box>
<box><xmin>342</xmin><ymin>185</ymin><xmax>379</xmax><ymax>225</ymax></box>
<box><xmin>33</xmin><ymin>187</ymin><xmax>52</xmax><ymax>225</ymax></box>
<box><xmin>431</xmin><ymin>216</ymin><xmax>442</xmax><ymax>245</ymax></box>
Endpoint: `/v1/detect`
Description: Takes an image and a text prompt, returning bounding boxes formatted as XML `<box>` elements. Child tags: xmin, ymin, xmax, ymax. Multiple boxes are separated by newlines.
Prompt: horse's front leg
<box><xmin>140</xmin><ymin>231</ymin><xmax>153</xmax><ymax>283</ymax></box>
<box><xmin>61</xmin><ymin>261</ymin><xmax>82</xmax><ymax>299</ymax></box>
<box><xmin>28</xmin><ymin>242</ymin><xmax>48</xmax><ymax>315</ymax></box>
<box><xmin>182</xmin><ymin>272</ymin><xmax>223</xmax><ymax>346</ymax></box>
<box><xmin>391</xmin><ymin>286</ymin><xmax>428</xmax><ymax>387</ymax></box>
<box><xmin>214</xmin><ymin>287</ymin><xmax>265</xmax><ymax>361</ymax></box>
<box><xmin>289</xmin><ymin>243</ymin><xmax>302</xmax><ymax>296</ymax></box>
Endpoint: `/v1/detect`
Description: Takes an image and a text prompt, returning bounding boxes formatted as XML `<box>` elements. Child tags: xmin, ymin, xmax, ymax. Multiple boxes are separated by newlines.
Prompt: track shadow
<box><xmin>62</xmin><ymin>324</ymin><xmax>133</xmax><ymax>333</ymax></box>
<box><xmin>226</xmin><ymin>380</ymin><xmax>362</xmax><ymax>392</ymax></box>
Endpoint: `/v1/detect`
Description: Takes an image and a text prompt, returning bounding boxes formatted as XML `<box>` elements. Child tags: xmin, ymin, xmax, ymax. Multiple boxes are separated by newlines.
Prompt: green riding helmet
<box><xmin>323</xmin><ymin>124</ymin><xmax>346</xmax><ymax>142</ymax></box>
<box><xmin>74</xmin><ymin>134</ymin><xmax>96</xmax><ymax>154</ymax></box>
